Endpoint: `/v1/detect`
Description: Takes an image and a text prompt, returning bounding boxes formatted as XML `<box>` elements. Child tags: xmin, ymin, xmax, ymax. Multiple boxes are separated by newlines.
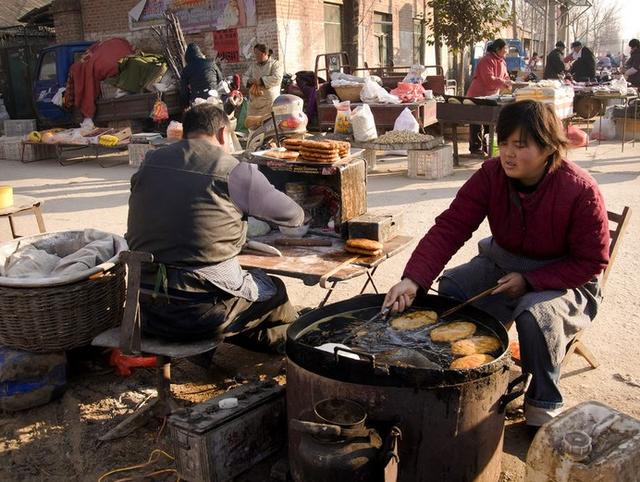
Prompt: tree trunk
<box><xmin>457</xmin><ymin>50</ymin><xmax>465</xmax><ymax>95</ymax></box>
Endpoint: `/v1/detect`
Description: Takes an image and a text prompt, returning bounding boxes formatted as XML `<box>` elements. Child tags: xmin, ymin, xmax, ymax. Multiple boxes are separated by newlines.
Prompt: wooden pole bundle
<box><xmin>152</xmin><ymin>10</ymin><xmax>187</xmax><ymax>81</ymax></box>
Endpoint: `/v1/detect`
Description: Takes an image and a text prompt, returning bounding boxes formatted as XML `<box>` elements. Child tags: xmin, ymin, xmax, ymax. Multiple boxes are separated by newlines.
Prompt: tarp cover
<box><xmin>0</xmin><ymin>229</ymin><xmax>128</xmax><ymax>287</ymax></box>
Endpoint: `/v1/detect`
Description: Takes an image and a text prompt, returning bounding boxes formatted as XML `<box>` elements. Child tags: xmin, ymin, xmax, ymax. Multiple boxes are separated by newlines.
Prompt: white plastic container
<box><xmin>525</xmin><ymin>401</ymin><xmax>640</xmax><ymax>482</ymax></box>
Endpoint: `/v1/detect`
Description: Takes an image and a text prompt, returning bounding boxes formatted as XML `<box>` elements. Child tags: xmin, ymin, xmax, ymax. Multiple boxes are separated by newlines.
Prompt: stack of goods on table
<box><xmin>345</xmin><ymin>238</ymin><xmax>383</xmax><ymax>257</ymax></box>
<box><xmin>24</xmin><ymin>126</ymin><xmax>132</xmax><ymax>147</ymax></box>
<box><xmin>514</xmin><ymin>80</ymin><xmax>574</xmax><ymax>119</ymax></box>
<box><xmin>262</xmin><ymin>139</ymin><xmax>351</xmax><ymax>164</ymax></box>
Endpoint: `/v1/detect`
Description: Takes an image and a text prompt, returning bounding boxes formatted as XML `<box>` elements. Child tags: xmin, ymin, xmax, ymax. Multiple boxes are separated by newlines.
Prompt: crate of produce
<box><xmin>128</xmin><ymin>142</ymin><xmax>157</xmax><ymax>167</ymax></box>
<box><xmin>3</xmin><ymin>140</ymin><xmax>56</xmax><ymax>162</ymax></box>
<box><xmin>4</xmin><ymin>119</ymin><xmax>37</xmax><ymax>137</ymax></box>
<box><xmin>407</xmin><ymin>145</ymin><xmax>454</xmax><ymax>180</ymax></box>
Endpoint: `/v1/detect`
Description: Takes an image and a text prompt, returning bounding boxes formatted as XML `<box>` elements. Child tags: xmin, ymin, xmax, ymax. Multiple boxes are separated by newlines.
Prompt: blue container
<box><xmin>0</xmin><ymin>347</ymin><xmax>66</xmax><ymax>411</ymax></box>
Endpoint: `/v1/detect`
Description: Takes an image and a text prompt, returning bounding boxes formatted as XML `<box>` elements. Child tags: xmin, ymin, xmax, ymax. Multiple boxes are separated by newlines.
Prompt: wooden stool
<box><xmin>0</xmin><ymin>194</ymin><xmax>46</xmax><ymax>238</ymax></box>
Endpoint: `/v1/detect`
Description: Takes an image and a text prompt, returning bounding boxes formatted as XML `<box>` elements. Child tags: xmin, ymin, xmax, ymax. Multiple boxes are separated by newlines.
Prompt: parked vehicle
<box><xmin>471</xmin><ymin>39</ymin><xmax>526</xmax><ymax>75</ymax></box>
<box><xmin>32</xmin><ymin>42</ymin><xmax>182</xmax><ymax>127</ymax></box>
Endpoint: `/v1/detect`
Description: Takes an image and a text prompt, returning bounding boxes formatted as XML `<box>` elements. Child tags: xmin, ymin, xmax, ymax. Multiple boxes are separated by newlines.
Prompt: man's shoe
<box><xmin>524</xmin><ymin>402</ymin><xmax>563</xmax><ymax>427</ymax></box>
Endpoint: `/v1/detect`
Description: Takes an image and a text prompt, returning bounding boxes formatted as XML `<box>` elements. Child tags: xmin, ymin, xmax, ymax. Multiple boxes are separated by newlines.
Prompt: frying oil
<box><xmin>297</xmin><ymin>307</ymin><xmax>503</xmax><ymax>369</ymax></box>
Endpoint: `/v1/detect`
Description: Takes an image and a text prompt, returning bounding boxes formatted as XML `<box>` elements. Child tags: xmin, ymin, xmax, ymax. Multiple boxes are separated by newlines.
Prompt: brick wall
<box><xmin>52</xmin><ymin>0</ymin><xmax>84</xmax><ymax>43</ymax></box>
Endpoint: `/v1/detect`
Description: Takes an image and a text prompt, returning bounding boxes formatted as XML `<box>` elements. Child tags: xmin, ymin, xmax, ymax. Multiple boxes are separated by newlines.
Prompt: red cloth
<box><xmin>69</xmin><ymin>38</ymin><xmax>135</xmax><ymax>118</ymax></box>
<box><xmin>403</xmin><ymin>158</ymin><xmax>610</xmax><ymax>292</ymax></box>
<box><xmin>466</xmin><ymin>53</ymin><xmax>510</xmax><ymax>97</ymax></box>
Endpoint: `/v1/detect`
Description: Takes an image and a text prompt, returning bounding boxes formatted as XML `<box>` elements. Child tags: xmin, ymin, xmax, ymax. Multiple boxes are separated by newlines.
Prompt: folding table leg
<box><xmin>33</xmin><ymin>205</ymin><xmax>46</xmax><ymax>233</ymax></box>
<box><xmin>318</xmin><ymin>281</ymin><xmax>338</xmax><ymax>308</ymax></box>
<box><xmin>359</xmin><ymin>267</ymin><xmax>379</xmax><ymax>294</ymax></box>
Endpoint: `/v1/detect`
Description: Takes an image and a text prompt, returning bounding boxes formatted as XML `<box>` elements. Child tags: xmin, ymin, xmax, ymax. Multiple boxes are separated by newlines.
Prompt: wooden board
<box><xmin>0</xmin><ymin>194</ymin><xmax>41</xmax><ymax>216</ymax></box>
<box><xmin>351</xmin><ymin>137</ymin><xmax>444</xmax><ymax>151</ymax></box>
<box><xmin>238</xmin><ymin>234</ymin><xmax>413</xmax><ymax>284</ymax></box>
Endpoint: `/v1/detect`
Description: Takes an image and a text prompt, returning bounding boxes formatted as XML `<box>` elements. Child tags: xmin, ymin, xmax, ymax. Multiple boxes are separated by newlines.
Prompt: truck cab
<box><xmin>33</xmin><ymin>41</ymin><xmax>94</xmax><ymax>125</ymax></box>
<box><xmin>471</xmin><ymin>39</ymin><xmax>526</xmax><ymax>76</ymax></box>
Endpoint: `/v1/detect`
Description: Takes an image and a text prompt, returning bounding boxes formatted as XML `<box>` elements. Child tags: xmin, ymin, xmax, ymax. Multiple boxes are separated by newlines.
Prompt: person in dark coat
<box><xmin>543</xmin><ymin>41</ymin><xmax>567</xmax><ymax>80</ymax></box>
<box><xmin>624</xmin><ymin>39</ymin><xmax>640</xmax><ymax>88</ymax></box>
<box><xmin>180</xmin><ymin>43</ymin><xmax>223</xmax><ymax>104</ymax></box>
<box><xmin>569</xmin><ymin>41</ymin><xmax>596</xmax><ymax>82</ymax></box>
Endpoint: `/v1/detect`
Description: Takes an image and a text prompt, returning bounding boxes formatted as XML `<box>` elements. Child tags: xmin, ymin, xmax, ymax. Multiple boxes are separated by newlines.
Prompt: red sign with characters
<box><xmin>213</xmin><ymin>29</ymin><xmax>240</xmax><ymax>63</ymax></box>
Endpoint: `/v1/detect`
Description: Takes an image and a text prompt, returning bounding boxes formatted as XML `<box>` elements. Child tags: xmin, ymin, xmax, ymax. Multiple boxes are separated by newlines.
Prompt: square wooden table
<box><xmin>0</xmin><ymin>195</ymin><xmax>46</xmax><ymax>239</ymax></box>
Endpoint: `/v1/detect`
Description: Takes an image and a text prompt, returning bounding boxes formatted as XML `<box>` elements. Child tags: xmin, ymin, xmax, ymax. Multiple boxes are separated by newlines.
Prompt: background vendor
<box><xmin>126</xmin><ymin>104</ymin><xmax>304</xmax><ymax>355</ymax></box>
<box><xmin>568</xmin><ymin>41</ymin><xmax>596</xmax><ymax>82</ymax></box>
<box><xmin>244</xmin><ymin>43</ymin><xmax>283</xmax><ymax>118</ymax></box>
<box><xmin>466</xmin><ymin>38</ymin><xmax>512</xmax><ymax>156</ymax></box>
<box><xmin>180</xmin><ymin>43</ymin><xmax>224</xmax><ymax>105</ymax></box>
<box><xmin>384</xmin><ymin>100</ymin><xmax>610</xmax><ymax>427</ymax></box>
<box><xmin>624</xmin><ymin>38</ymin><xmax>640</xmax><ymax>88</ymax></box>
<box><xmin>543</xmin><ymin>41</ymin><xmax>567</xmax><ymax>80</ymax></box>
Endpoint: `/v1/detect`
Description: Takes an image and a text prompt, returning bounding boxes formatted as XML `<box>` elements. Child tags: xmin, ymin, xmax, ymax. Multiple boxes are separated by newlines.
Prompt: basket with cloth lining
<box><xmin>0</xmin><ymin>229</ymin><xmax>128</xmax><ymax>352</ymax></box>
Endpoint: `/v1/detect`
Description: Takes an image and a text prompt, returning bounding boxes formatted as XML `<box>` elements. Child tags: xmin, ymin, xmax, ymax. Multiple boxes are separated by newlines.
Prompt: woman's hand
<box><xmin>492</xmin><ymin>272</ymin><xmax>528</xmax><ymax>299</ymax></box>
<box><xmin>383</xmin><ymin>278</ymin><xmax>420</xmax><ymax>313</ymax></box>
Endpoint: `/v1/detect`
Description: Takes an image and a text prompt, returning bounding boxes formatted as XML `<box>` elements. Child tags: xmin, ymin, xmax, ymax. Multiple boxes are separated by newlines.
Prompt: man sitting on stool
<box><xmin>126</xmin><ymin>104</ymin><xmax>304</xmax><ymax>353</ymax></box>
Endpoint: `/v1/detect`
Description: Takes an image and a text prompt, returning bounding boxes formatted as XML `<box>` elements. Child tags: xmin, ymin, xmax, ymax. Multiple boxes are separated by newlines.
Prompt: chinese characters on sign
<box><xmin>213</xmin><ymin>29</ymin><xmax>240</xmax><ymax>63</ymax></box>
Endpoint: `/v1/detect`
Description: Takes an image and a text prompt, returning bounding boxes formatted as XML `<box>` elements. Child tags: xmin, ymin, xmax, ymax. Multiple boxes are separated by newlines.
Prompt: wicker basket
<box><xmin>0</xmin><ymin>262</ymin><xmax>125</xmax><ymax>352</ymax></box>
<box><xmin>334</xmin><ymin>85</ymin><xmax>363</xmax><ymax>102</ymax></box>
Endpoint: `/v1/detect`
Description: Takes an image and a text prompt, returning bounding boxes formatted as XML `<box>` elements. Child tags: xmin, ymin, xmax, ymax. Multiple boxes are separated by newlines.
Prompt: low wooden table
<box><xmin>0</xmin><ymin>194</ymin><xmax>46</xmax><ymax>239</ymax></box>
<box><xmin>238</xmin><ymin>233</ymin><xmax>413</xmax><ymax>307</ymax></box>
<box><xmin>21</xmin><ymin>141</ymin><xmax>128</xmax><ymax>167</ymax></box>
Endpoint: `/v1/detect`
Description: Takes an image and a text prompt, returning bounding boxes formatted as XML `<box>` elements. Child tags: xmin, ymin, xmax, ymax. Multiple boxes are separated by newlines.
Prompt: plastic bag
<box><xmin>390</xmin><ymin>82</ymin><xmax>426</xmax><ymax>103</ymax></box>
<box><xmin>566</xmin><ymin>124</ymin><xmax>588</xmax><ymax>148</ymax></box>
<box><xmin>360</xmin><ymin>78</ymin><xmax>401</xmax><ymax>104</ymax></box>
<box><xmin>150</xmin><ymin>98</ymin><xmax>169</xmax><ymax>122</ymax></box>
<box><xmin>402</xmin><ymin>65</ymin><xmax>428</xmax><ymax>84</ymax></box>
<box><xmin>351</xmin><ymin>104</ymin><xmax>378</xmax><ymax>142</ymax></box>
<box><xmin>393</xmin><ymin>108</ymin><xmax>420</xmax><ymax>133</ymax></box>
<box><xmin>167</xmin><ymin>121</ymin><xmax>183</xmax><ymax>140</ymax></box>
<box><xmin>333</xmin><ymin>100</ymin><xmax>352</xmax><ymax>134</ymax></box>
<box><xmin>592</xmin><ymin>118</ymin><xmax>616</xmax><ymax>140</ymax></box>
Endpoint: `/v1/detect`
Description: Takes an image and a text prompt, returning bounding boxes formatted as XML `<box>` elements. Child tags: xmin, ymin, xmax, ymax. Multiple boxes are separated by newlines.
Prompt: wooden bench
<box><xmin>92</xmin><ymin>251</ymin><xmax>219</xmax><ymax>441</ymax></box>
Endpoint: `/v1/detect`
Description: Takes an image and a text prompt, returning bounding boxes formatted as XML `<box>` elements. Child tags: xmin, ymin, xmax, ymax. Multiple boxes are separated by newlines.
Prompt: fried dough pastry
<box><xmin>390</xmin><ymin>310</ymin><xmax>438</xmax><ymax>330</ymax></box>
<box><xmin>451</xmin><ymin>336</ymin><xmax>502</xmax><ymax>356</ymax></box>
<box><xmin>450</xmin><ymin>354</ymin><xmax>495</xmax><ymax>369</ymax></box>
<box><xmin>430</xmin><ymin>321</ymin><xmax>477</xmax><ymax>343</ymax></box>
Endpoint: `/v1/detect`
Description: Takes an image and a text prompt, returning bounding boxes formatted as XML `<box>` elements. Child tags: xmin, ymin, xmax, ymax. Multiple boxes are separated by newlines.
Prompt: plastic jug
<box><xmin>525</xmin><ymin>401</ymin><xmax>640</xmax><ymax>482</ymax></box>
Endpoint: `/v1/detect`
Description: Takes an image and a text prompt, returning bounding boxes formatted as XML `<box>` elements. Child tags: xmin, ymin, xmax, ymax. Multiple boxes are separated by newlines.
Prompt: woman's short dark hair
<box><xmin>630</xmin><ymin>39</ymin><xmax>640</xmax><ymax>49</ymax></box>
<box><xmin>496</xmin><ymin>100</ymin><xmax>568</xmax><ymax>172</ymax></box>
<box><xmin>254</xmin><ymin>43</ymin><xmax>273</xmax><ymax>57</ymax></box>
<box><xmin>487</xmin><ymin>39</ymin><xmax>506</xmax><ymax>53</ymax></box>
<box><xmin>182</xmin><ymin>103</ymin><xmax>229</xmax><ymax>138</ymax></box>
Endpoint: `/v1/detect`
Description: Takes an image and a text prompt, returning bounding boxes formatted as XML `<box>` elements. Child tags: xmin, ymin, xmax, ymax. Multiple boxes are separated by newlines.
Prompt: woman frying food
<box><xmin>384</xmin><ymin>100</ymin><xmax>610</xmax><ymax>427</ymax></box>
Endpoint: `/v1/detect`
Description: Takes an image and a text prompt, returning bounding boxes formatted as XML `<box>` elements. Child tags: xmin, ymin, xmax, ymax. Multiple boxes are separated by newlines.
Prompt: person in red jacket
<box><xmin>467</xmin><ymin>39</ymin><xmax>512</xmax><ymax>155</ymax></box>
<box><xmin>384</xmin><ymin>100</ymin><xmax>610</xmax><ymax>427</ymax></box>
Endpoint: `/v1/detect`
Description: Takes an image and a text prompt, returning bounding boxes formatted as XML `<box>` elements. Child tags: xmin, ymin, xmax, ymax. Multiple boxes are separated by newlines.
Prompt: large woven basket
<box><xmin>0</xmin><ymin>262</ymin><xmax>125</xmax><ymax>352</ymax></box>
<box><xmin>334</xmin><ymin>84</ymin><xmax>363</xmax><ymax>102</ymax></box>
<box><xmin>0</xmin><ymin>230</ymin><xmax>127</xmax><ymax>352</ymax></box>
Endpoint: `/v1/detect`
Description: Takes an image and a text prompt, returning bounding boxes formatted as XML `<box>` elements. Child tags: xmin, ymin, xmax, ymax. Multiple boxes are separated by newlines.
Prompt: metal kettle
<box><xmin>289</xmin><ymin>398</ymin><xmax>401</xmax><ymax>482</ymax></box>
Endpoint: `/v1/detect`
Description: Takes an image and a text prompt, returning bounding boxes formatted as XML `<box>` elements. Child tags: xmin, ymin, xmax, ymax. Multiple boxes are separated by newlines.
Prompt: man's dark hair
<box><xmin>182</xmin><ymin>104</ymin><xmax>229</xmax><ymax>138</ymax></box>
<box><xmin>555</xmin><ymin>41</ymin><xmax>565</xmax><ymax>49</ymax></box>
<box><xmin>532</xmin><ymin>52</ymin><xmax>538</xmax><ymax>57</ymax></box>
<box><xmin>487</xmin><ymin>38</ymin><xmax>506</xmax><ymax>54</ymax></box>
<box><xmin>630</xmin><ymin>39</ymin><xmax>640</xmax><ymax>49</ymax></box>
<box><xmin>571</xmin><ymin>41</ymin><xmax>582</xmax><ymax>49</ymax></box>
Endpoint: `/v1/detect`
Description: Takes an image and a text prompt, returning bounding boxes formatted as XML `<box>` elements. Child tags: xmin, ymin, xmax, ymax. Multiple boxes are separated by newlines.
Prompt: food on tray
<box><xmin>263</xmin><ymin>149</ymin><xmax>300</xmax><ymax>160</ymax></box>
<box><xmin>288</xmin><ymin>139</ymin><xmax>352</xmax><ymax>162</ymax></box>
<box><xmin>345</xmin><ymin>246</ymin><xmax>382</xmax><ymax>256</ymax></box>
<box><xmin>27</xmin><ymin>131</ymin><xmax>42</xmax><ymax>142</ymax></box>
<box><xmin>346</xmin><ymin>238</ymin><xmax>383</xmax><ymax>251</ymax></box>
<box><xmin>345</xmin><ymin>238</ymin><xmax>383</xmax><ymax>257</ymax></box>
<box><xmin>450</xmin><ymin>354</ymin><xmax>495</xmax><ymax>369</ymax></box>
<box><xmin>430</xmin><ymin>321</ymin><xmax>477</xmax><ymax>343</ymax></box>
<box><xmin>374</xmin><ymin>131</ymin><xmax>435</xmax><ymax>145</ymax></box>
<box><xmin>283</xmin><ymin>138</ymin><xmax>303</xmax><ymax>151</ymax></box>
<box><xmin>451</xmin><ymin>335</ymin><xmax>501</xmax><ymax>356</ymax></box>
<box><xmin>390</xmin><ymin>310</ymin><xmax>438</xmax><ymax>330</ymax></box>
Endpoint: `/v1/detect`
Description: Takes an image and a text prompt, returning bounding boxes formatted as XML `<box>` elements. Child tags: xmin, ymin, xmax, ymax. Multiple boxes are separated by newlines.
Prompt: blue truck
<box><xmin>32</xmin><ymin>42</ymin><xmax>181</xmax><ymax>127</ymax></box>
